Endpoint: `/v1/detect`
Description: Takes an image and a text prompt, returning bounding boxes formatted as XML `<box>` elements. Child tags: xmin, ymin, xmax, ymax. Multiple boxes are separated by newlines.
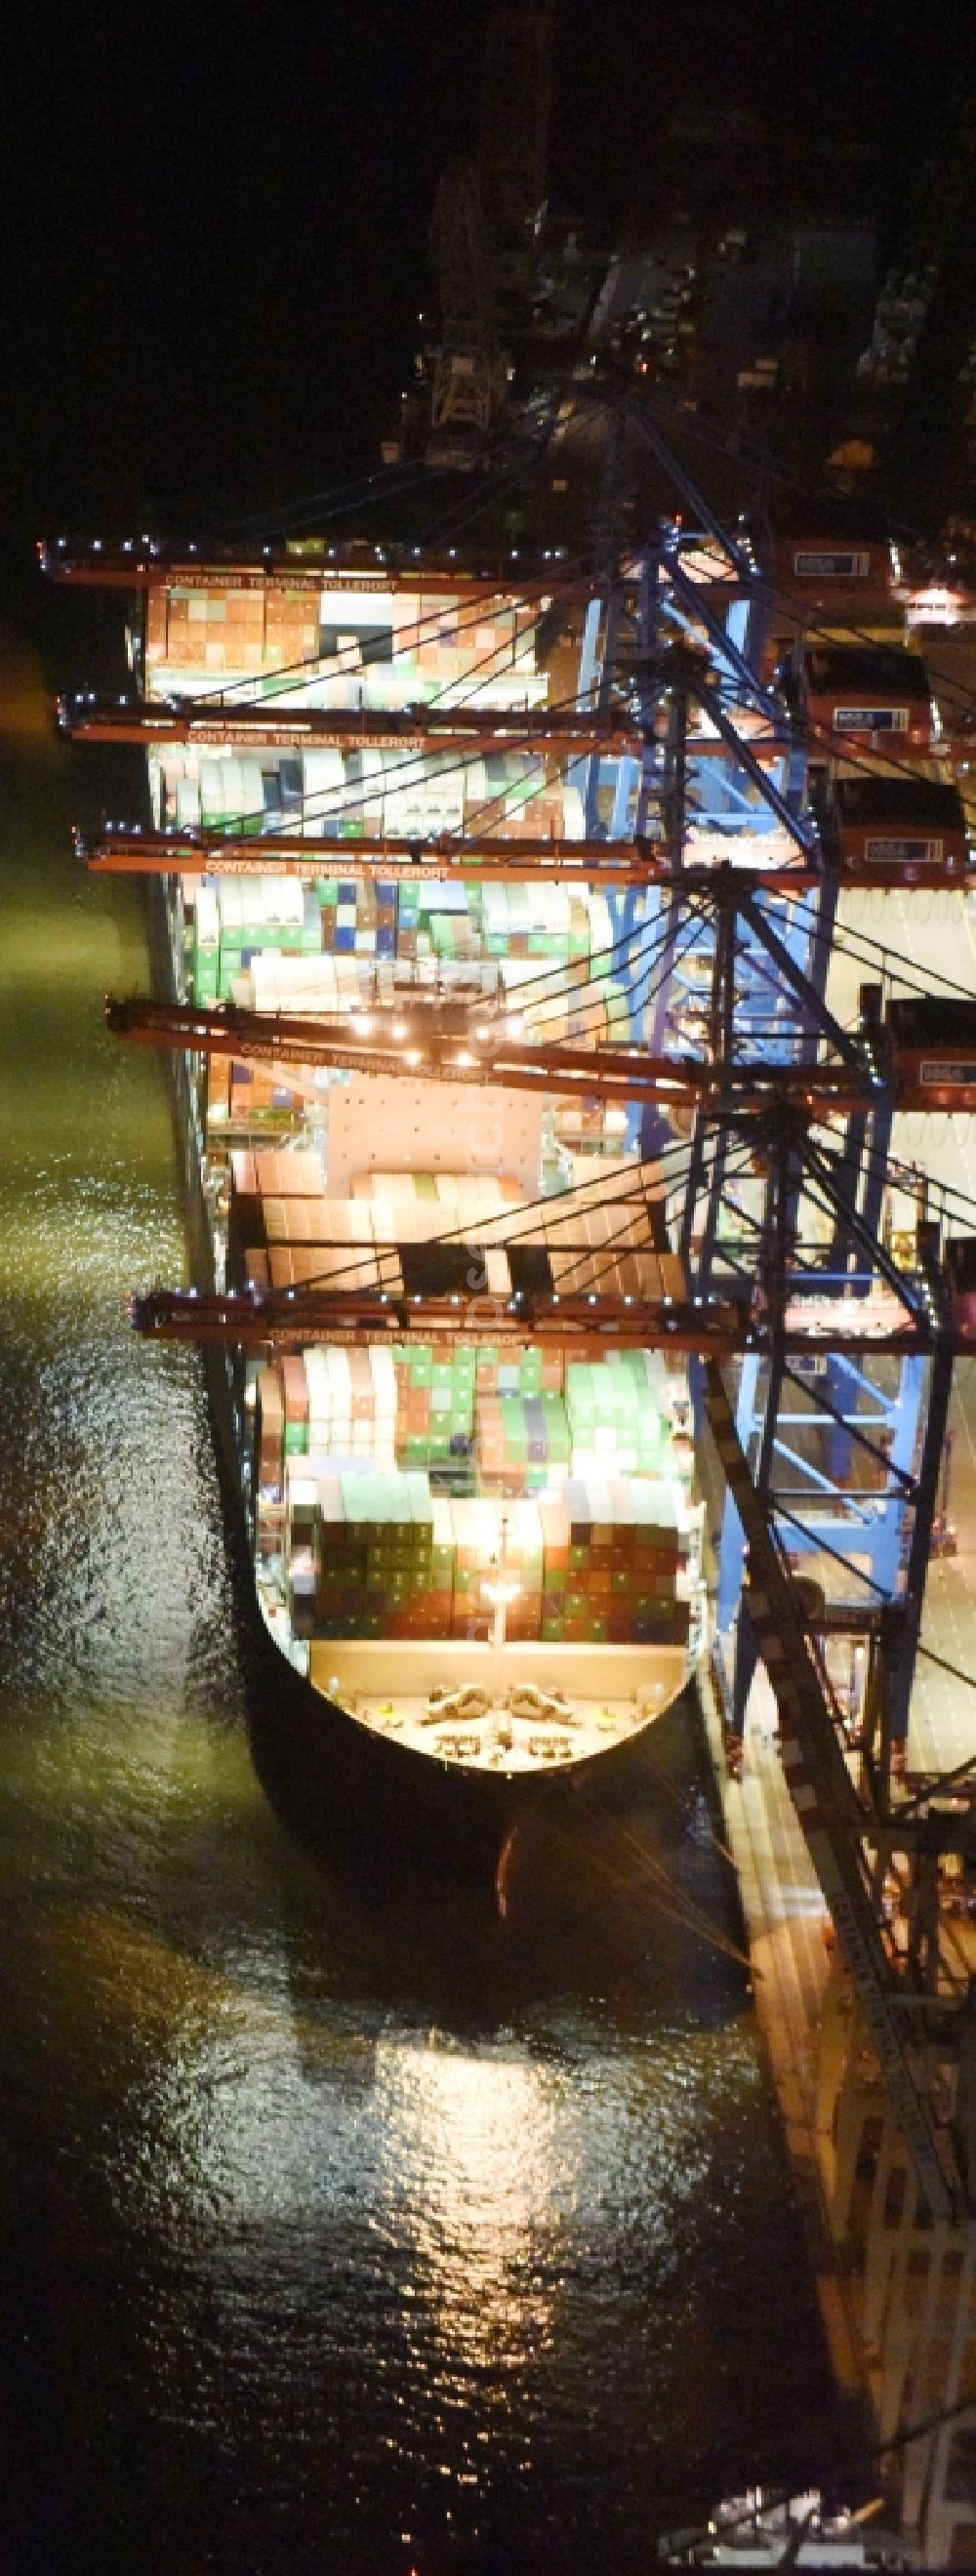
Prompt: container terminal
<box><xmin>42</xmin><ymin>11</ymin><xmax>976</xmax><ymax>2561</ymax></box>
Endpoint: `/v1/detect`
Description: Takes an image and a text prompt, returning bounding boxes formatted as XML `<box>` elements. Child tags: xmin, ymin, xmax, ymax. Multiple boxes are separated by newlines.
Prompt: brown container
<box><xmin>207</xmin><ymin>1055</ymin><xmax>232</xmax><ymax>1120</ymax></box>
<box><xmin>281</xmin><ymin>1356</ymin><xmax>309</xmax><ymax>1427</ymax></box>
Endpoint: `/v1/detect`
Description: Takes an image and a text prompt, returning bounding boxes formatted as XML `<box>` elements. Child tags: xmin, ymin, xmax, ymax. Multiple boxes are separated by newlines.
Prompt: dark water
<box><xmin>0</xmin><ymin>694</ymin><xmax>862</xmax><ymax>2576</ymax></box>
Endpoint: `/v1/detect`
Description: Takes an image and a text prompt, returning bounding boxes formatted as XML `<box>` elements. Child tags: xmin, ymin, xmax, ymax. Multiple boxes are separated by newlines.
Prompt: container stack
<box><xmin>565</xmin><ymin>1354</ymin><xmax>671</xmax><ymax>1478</ymax></box>
<box><xmin>226</xmin><ymin>1146</ymin><xmax>325</xmax><ymax>1286</ymax></box>
<box><xmin>475</xmin><ymin>1355</ymin><xmax>569</xmax><ymax>1493</ymax></box>
<box><xmin>263</xmin><ymin>586</ymin><xmax>320</xmax><ymax>671</ymax></box>
<box><xmin>215</xmin><ymin>879</ymin><xmax>321</xmax><ymax>997</ymax></box>
<box><xmin>255</xmin><ymin>1366</ymin><xmax>285</xmax><ymax>1496</ymax></box>
<box><xmin>537</xmin><ymin>1484</ymin><xmax>688</xmax><ymax>1648</ymax></box>
<box><xmin>281</xmin><ymin>1356</ymin><xmax>310</xmax><ymax>1457</ymax></box>
<box><xmin>448</xmin><ymin>1497</ymin><xmax>541</xmax><ymax>1642</ymax></box>
<box><xmin>280</xmin><ymin>1462</ymin><xmax>689</xmax><ymax>1653</ymax></box>
<box><xmin>193</xmin><ymin>884</ymin><xmax>221</xmax><ymax>1003</ymax></box>
<box><xmin>251</xmin><ymin>1340</ymin><xmax>685</xmax><ymax>1496</ymax></box>
<box><xmin>299</xmin><ymin>1468</ymin><xmax>442</xmax><ymax>1641</ymax></box>
<box><xmin>391</xmin><ymin>1343</ymin><xmax>475</xmax><ymax>1469</ymax></box>
<box><xmin>145</xmin><ymin>587</ymin><xmax>264</xmax><ymax>676</ymax></box>
<box><xmin>187</xmin><ymin>869</ymin><xmax>642</xmax><ymax>1049</ymax></box>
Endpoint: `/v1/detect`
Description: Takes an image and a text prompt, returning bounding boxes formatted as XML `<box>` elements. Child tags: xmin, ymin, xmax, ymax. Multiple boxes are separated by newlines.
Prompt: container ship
<box><xmin>44</xmin><ymin>251</ymin><xmax>976</xmax><ymax>2576</ymax></box>
<box><xmin>41</xmin><ymin>4</ymin><xmax>976</xmax><ymax>2545</ymax></box>
<box><xmin>52</xmin><ymin>533</ymin><xmax>705</xmax><ymax>1885</ymax></box>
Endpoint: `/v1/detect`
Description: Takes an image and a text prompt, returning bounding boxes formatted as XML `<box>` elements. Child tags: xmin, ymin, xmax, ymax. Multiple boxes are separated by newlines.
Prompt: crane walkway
<box><xmin>910</xmin><ymin>1355</ymin><xmax>976</xmax><ymax>1778</ymax></box>
<box><xmin>699</xmin><ymin>1660</ymin><xmax>864</xmax><ymax>2390</ymax></box>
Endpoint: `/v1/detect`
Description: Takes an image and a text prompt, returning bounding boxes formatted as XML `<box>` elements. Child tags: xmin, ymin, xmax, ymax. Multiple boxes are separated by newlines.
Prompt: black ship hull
<box><xmin>149</xmin><ymin>882</ymin><xmax>692</xmax><ymax>1902</ymax></box>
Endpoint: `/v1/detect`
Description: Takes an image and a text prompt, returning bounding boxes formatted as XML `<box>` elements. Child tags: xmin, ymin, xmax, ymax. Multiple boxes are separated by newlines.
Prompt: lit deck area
<box><xmin>262</xmin><ymin>1615</ymin><xmax>691</xmax><ymax>1772</ymax></box>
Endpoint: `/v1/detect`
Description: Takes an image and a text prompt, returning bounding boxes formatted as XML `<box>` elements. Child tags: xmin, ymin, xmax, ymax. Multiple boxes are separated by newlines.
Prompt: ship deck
<box><xmin>263</xmin><ymin>1616</ymin><xmax>690</xmax><ymax>1772</ymax></box>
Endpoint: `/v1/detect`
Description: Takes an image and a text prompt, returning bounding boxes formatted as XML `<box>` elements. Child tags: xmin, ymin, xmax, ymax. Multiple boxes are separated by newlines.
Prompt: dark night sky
<box><xmin>0</xmin><ymin>0</ymin><xmax>972</xmax><ymax>569</ymax></box>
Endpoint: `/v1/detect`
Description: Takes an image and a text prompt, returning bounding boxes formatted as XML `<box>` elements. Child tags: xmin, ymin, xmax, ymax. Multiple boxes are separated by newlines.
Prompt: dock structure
<box><xmin>46</xmin><ymin>450</ymin><xmax>976</xmax><ymax>2563</ymax></box>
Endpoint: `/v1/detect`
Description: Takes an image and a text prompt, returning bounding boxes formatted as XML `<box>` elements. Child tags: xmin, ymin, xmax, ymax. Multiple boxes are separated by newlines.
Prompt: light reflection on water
<box><xmin>0</xmin><ymin>740</ymin><xmax>862</xmax><ymax>2574</ymax></box>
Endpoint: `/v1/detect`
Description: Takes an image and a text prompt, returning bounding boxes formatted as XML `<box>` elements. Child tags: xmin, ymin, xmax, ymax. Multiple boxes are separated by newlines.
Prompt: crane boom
<box><xmin>108</xmin><ymin>994</ymin><xmax>976</xmax><ymax>1119</ymax></box>
<box><xmin>103</xmin><ymin>995</ymin><xmax>877</xmax><ymax>1113</ymax></box>
<box><xmin>84</xmin><ymin>828</ymin><xmax>793</xmax><ymax>887</ymax></box>
<box><xmin>128</xmin><ymin>1285</ymin><xmax>745</xmax><ymax>1353</ymax></box>
<box><xmin>127</xmin><ymin>1280</ymin><xmax>967</xmax><ymax>1361</ymax></box>
<box><xmin>59</xmin><ymin>693</ymin><xmax>641</xmax><ymax>757</ymax></box>
<box><xmin>84</xmin><ymin>827</ymin><xmax>976</xmax><ymax>895</ymax></box>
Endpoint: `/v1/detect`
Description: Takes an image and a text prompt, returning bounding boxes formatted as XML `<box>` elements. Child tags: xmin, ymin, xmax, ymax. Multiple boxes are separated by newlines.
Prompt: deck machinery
<box><xmin>44</xmin><ymin>439</ymin><xmax>976</xmax><ymax>2558</ymax></box>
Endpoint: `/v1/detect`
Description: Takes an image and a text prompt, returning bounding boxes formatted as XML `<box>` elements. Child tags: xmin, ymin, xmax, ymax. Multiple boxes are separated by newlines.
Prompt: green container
<box><xmin>500</xmin><ymin>1399</ymin><xmax>527</xmax><ymax>1455</ymax></box>
<box><xmin>566</xmin><ymin>1363</ymin><xmax>594</xmax><ymax>1422</ymax></box>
